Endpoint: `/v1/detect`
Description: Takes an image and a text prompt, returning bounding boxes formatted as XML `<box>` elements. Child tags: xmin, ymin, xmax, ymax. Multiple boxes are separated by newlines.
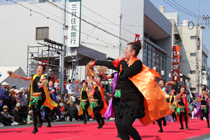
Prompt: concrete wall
<box><xmin>0</xmin><ymin>2</ymin><xmax>63</xmax><ymax>72</ymax></box>
<box><xmin>120</xmin><ymin>0</ymin><xmax>144</xmax><ymax>59</ymax></box>
<box><xmin>80</xmin><ymin>0</ymin><xmax>121</xmax><ymax>59</ymax></box>
<box><xmin>178</xmin><ymin>21</ymin><xmax>204</xmax><ymax>92</ymax></box>
<box><xmin>0</xmin><ymin>0</ymin><xmax>172</xmax><ymax>82</ymax></box>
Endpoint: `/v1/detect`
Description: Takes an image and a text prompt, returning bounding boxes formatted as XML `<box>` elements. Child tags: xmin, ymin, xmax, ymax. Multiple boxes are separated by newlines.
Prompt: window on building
<box><xmin>202</xmin><ymin>53</ymin><xmax>207</xmax><ymax>64</ymax></box>
<box><xmin>190</xmin><ymin>53</ymin><xmax>196</xmax><ymax>56</ymax></box>
<box><xmin>190</xmin><ymin>88</ymin><xmax>196</xmax><ymax>91</ymax></box>
<box><xmin>143</xmin><ymin>41</ymin><xmax>167</xmax><ymax>80</ymax></box>
<box><xmin>190</xmin><ymin>36</ymin><xmax>196</xmax><ymax>40</ymax></box>
<box><xmin>144</xmin><ymin>32</ymin><xmax>148</xmax><ymax>39</ymax></box>
<box><xmin>36</xmin><ymin>27</ymin><xmax>49</xmax><ymax>40</ymax></box>
<box><xmin>190</xmin><ymin>70</ymin><xmax>196</xmax><ymax>74</ymax></box>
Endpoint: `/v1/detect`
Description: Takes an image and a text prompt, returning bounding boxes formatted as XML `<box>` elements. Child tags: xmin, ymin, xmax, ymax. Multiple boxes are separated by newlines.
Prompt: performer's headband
<box><xmin>51</xmin><ymin>76</ymin><xmax>56</xmax><ymax>79</ymax></box>
<box><xmin>41</xmin><ymin>60</ymin><xmax>47</xmax><ymax>66</ymax></box>
<box><xmin>127</xmin><ymin>34</ymin><xmax>140</xmax><ymax>45</ymax></box>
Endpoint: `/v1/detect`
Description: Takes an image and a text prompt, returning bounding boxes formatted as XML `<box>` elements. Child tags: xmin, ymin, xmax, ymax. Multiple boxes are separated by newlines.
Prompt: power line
<box><xmin>54</xmin><ymin>0</ymin><xmax>134</xmax><ymax>40</ymax></box>
<box><xmin>24</xmin><ymin>0</ymin><xmax>120</xmax><ymax>46</ymax></box>
<box><xmin>171</xmin><ymin>0</ymin><xmax>201</xmax><ymax>17</ymax></box>
<box><xmin>8</xmin><ymin>0</ymin><xmax>119</xmax><ymax>49</ymax></box>
<box><xmin>7</xmin><ymin>0</ymin><xmax>202</xmax><ymax>68</ymax></box>
<box><xmin>45</xmin><ymin>0</ymin><xmax>130</xmax><ymax>42</ymax></box>
<box><xmin>76</xmin><ymin>1</ymin><xmax>134</xmax><ymax>40</ymax></box>
<box><xmin>163</xmin><ymin>0</ymin><xmax>201</xmax><ymax>18</ymax></box>
<box><xmin>9</xmin><ymin>0</ymin><xmax>65</xmax><ymax>25</ymax></box>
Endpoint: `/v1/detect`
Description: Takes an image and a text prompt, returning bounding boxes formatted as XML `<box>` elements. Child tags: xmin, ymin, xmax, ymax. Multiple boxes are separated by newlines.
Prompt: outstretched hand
<box><xmin>90</xmin><ymin>60</ymin><xmax>96</xmax><ymax>68</ymax></box>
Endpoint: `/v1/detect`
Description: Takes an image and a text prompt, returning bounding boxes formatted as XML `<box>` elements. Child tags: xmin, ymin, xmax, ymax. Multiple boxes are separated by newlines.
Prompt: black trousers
<box><xmin>179</xmin><ymin>111</ymin><xmax>188</xmax><ymax>128</ymax></box>
<box><xmin>156</xmin><ymin>117</ymin><xmax>166</xmax><ymax>131</ymax></box>
<box><xmin>172</xmin><ymin>112</ymin><xmax>177</xmax><ymax>121</ymax></box>
<box><xmin>93</xmin><ymin>107</ymin><xmax>103</xmax><ymax>126</ymax></box>
<box><xmin>114</xmin><ymin>105</ymin><xmax>120</xmax><ymax>137</ymax></box>
<box><xmin>200</xmin><ymin>110</ymin><xmax>209</xmax><ymax>127</ymax></box>
<box><xmin>116</xmin><ymin>113</ymin><xmax>141</xmax><ymax>140</ymax></box>
<box><xmin>31</xmin><ymin>95</ymin><xmax>46</xmax><ymax>131</ymax></box>
<box><xmin>82</xmin><ymin>106</ymin><xmax>89</xmax><ymax>123</ymax></box>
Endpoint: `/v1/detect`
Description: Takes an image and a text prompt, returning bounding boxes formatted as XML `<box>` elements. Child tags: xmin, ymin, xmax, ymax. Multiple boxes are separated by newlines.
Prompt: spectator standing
<box><xmin>66</xmin><ymin>80</ymin><xmax>71</xmax><ymax>94</ymax></box>
<box><xmin>19</xmin><ymin>88</ymin><xmax>28</xmax><ymax>114</ymax></box>
<box><xmin>75</xmin><ymin>82</ymin><xmax>82</xmax><ymax>98</ymax></box>
<box><xmin>0</xmin><ymin>83</ymin><xmax>3</xmax><ymax>111</ymax></box>
<box><xmin>64</xmin><ymin>77</ymin><xmax>67</xmax><ymax>89</ymax></box>
<box><xmin>22</xmin><ymin>88</ymin><xmax>29</xmax><ymax>106</ymax></box>
<box><xmin>70</xmin><ymin>92</ymin><xmax>76</xmax><ymax>103</ymax></box>
<box><xmin>8</xmin><ymin>89</ymin><xmax>17</xmax><ymax>112</ymax></box>
<box><xmin>56</xmin><ymin>92</ymin><xmax>61</xmax><ymax>103</ymax></box>
<box><xmin>14</xmin><ymin>89</ymin><xmax>21</xmax><ymax>104</ymax></box>
<box><xmin>2</xmin><ymin>82</ymin><xmax>10</xmax><ymax>106</ymax></box>
<box><xmin>66</xmin><ymin>94</ymin><xmax>71</xmax><ymax>108</ymax></box>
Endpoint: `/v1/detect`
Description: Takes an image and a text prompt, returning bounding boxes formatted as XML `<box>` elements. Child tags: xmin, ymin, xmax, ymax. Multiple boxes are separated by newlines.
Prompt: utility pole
<box><xmin>195</xmin><ymin>10</ymin><xmax>200</xmax><ymax>94</ymax></box>
<box><xmin>59</xmin><ymin>0</ymin><xmax>66</xmax><ymax>94</ymax></box>
<box><xmin>119</xmin><ymin>14</ymin><xmax>122</xmax><ymax>56</ymax></box>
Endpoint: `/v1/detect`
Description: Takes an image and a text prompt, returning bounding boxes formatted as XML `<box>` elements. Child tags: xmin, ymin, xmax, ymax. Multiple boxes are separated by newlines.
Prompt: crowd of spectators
<box><xmin>0</xmin><ymin>78</ymin><xmax>113</xmax><ymax>127</ymax></box>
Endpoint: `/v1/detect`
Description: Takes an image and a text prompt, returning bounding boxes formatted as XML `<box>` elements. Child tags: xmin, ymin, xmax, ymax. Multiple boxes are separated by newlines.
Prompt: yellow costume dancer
<box><xmin>30</xmin><ymin>74</ymin><xmax>58</xmax><ymax>110</ymax></box>
<box><xmin>78</xmin><ymin>87</ymin><xmax>92</xmax><ymax>124</ymax></box>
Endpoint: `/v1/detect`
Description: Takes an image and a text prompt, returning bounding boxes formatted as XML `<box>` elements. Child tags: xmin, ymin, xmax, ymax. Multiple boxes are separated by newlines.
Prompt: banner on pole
<box><xmin>172</xmin><ymin>46</ymin><xmax>180</xmax><ymax>81</ymax></box>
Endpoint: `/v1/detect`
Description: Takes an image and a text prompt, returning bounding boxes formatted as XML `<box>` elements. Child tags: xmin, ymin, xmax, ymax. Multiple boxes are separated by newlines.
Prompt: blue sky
<box><xmin>1</xmin><ymin>0</ymin><xmax>210</xmax><ymax>66</ymax></box>
<box><xmin>150</xmin><ymin>0</ymin><xmax>210</xmax><ymax>67</ymax></box>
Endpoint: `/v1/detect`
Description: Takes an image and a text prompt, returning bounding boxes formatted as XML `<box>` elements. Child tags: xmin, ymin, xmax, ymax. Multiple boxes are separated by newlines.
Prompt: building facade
<box><xmin>160</xmin><ymin>6</ymin><xmax>208</xmax><ymax>93</ymax></box>
<box><xmin>0</xmin><ymin>0</ymin><xmax>172</xmax><ymax>82</ymax></box>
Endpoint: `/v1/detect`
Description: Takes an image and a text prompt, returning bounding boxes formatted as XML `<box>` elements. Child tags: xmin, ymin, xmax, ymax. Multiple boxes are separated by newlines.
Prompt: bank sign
<box><xmin>172</xmin><ymin>46</ymin><xmax>180</xmax><ymax>81</ymax></box>
<box><xmin>68</xmin><ymin>0</ymin><xmax>81</xmax><ymax>47</ymax></box>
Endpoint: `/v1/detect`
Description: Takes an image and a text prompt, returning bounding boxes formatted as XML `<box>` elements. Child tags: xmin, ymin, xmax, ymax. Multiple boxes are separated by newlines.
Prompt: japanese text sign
<box><xmin>172</xmin><ymin>46</ymin><xmax>180</xmax><ymax>81</ymax></box>
<box><xmin>68</xmin><ymin>0</ymin><xmax>81</xmax><ymax>47</ymax></box>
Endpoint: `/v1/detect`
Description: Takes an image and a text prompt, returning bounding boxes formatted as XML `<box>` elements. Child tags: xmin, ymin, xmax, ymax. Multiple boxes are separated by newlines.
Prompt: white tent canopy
<box><xmin>0</xmin><ymin>67</ymin><xmax>30</xmax><ymax>89</ymax></box>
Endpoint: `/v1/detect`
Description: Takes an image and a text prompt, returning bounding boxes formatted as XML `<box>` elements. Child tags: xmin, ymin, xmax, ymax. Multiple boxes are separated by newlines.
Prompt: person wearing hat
<box><xmin>20</xmin><ymin>87</ymin><xmax>28</xmax><ymax>107</ymax></box>
<box><xmin>0</xmin><ymin>83</ymin><xmax>3</xmax><ymax>109</ymax></box>
<box><xmin>195</xmin><ymin>89</ymin><xmax>210</xmax><ymax>128</ymax></box>
<box><xmin>70</xmin><ymin>92</ymin><xmax>76</xmax><ymax>103</ymax></box>
<box><xmin>68</xmin><ymin>101</ymin><xmax>78</xmax><ymax>122</ymax></box>
<box><xmin>27</xmin><ymin>110</ymin><xmax>33</xmax><ymax>124</ymax></box>
<box><xmin>18</xmin><ymin>88</ymin><xmax>28</xmax><ymax>115</ymax></box>
<box><xmin>14</xmin><ymin>89</ymin><xmax>22</xmax><ymax>104</ymax></box>
<box><xmin>1</xmin><ymin>82</ymin><xmax>10</xmax><ymax>107</ymax></box>
<box><xmin>1</xmin><ymin>105</ymin><xmax>18</xmax><ymax>126</ymax></box>
<box><xmin>11</xmin><ymin>103</ymin><xmax>26</xmax><ymax>125</ymax></box>
<box><xmin>8</xmin><ymin>88</ymin><xmax>17</xmax><ymax>112</ymax></box>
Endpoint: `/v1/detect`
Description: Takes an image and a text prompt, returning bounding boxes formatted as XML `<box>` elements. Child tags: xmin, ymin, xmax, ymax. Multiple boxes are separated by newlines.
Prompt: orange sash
<box><xmin>120</xmin><ymin>57</ymin><xmax>172</xmax><ymax>126</ymax></box>
<box><xmin>91</xmin><ymin>85</ymin><xmax>108</xmax><ymax>118</ymax></box>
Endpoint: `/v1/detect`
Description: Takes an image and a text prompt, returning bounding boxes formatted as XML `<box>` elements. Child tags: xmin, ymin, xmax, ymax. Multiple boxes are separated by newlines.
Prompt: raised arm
<box><xmin>8</xmin><ymin>71</ymin><xmax>32</xmax><ymax>81</ymax></box>
<box><xmin>75</xmin><ymin>85</ymin><xmax>81</xmax><ymax>92</ymax></box>
<box><xmin>20</xmin><ymin>76</ymin><xmax>33</xmax><ymax>81</ymax></box>
<box><xmin>95</xmin><ymin>60</ymin><xmax>119</xmax><ymax>71</ymax></box>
